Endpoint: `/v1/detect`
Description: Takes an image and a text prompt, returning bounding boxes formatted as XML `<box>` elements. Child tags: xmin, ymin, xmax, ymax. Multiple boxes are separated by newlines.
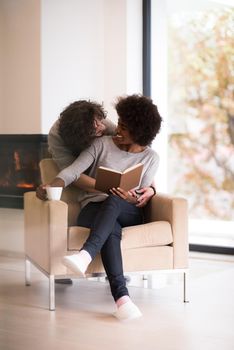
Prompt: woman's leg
<box><xmin>64</xmin><ymin>195</ymin><xmax>142</xmax><ymax>275</ymax></box>
<box><xmin>100</xmin><ymin>221</ymin><xmax>128</xmax><ymax>301</ymax></box>
<box><xmin>62</xmin><ymin>202</ymin><xmax>101</xmax><ymax>275</ymax></box>
<box><xmin>80</xmin><ymin>195</ymin><xmax>143</xmax><ymax>259</ymax></box>
<box><xmin>76</xmin><ymin>201</ymin><xmax>129</xmax><ymax>299</ymax></box>
<box><xmin>101</xmin><ymin>227</ymin><xmax>142</xmax><ymax>321</ymax></box>
<box><xmin>63</xmin><ymin>196</ymin><xmax>143</xmax><ymax>320</ymax></box>
<box><xmin>80</xmin><ymin>196</ymin><xmax>143</xmax><ymax>316</ymax></box>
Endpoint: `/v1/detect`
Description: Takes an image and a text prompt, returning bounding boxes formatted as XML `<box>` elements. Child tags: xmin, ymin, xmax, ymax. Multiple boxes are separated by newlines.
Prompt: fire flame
<box><xmin>16</xmin><ymin>183</ymin><xmax>34</xmax><ymax>188</ymax></box>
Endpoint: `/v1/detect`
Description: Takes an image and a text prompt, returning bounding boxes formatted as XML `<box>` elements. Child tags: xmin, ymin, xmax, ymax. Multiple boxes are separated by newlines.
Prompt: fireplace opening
<box><xmin>0</xmin><ymin>135</ymin><xmax>50</xmax><ymax>208</ymax></box>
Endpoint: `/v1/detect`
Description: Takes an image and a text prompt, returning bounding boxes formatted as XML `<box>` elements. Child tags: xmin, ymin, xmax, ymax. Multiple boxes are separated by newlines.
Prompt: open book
<box><xmin>95</xmin><ymin>163</ymin><xmax>143</xmax><ymax>193</ymax></box>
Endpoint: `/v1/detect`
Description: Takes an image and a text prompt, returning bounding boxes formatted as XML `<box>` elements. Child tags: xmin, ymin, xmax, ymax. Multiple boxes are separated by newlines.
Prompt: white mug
<box><xmin>46</xmin><ymin>186</ymin><xmax>63</xmax><ymax>201</ymax></box>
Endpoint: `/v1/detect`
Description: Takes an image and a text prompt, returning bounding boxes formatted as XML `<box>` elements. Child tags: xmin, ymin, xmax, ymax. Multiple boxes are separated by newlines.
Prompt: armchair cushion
<box><xmin>68</xmin><ymin>221</ymin><xmax>173</xmax><ymax>251</ymax></box>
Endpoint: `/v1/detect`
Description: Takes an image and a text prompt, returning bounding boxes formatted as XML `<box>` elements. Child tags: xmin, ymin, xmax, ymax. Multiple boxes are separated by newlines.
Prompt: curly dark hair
<box><xmin>115</xmin><ymin>94</ymin><xmax>162</xmax><ymax>146</ymax></box>
<box><xmin>58</xmin><ymin>100</ymin><xmax>106</xmax><ymax>155</ymax></box>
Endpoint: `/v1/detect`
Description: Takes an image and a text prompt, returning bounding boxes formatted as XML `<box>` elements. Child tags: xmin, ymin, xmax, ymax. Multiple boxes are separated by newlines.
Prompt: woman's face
<box><xmin>94</xmin><ymin>116</ymin><xmax>106</xmax><ymax>136</ymax></box>
<box><xmin>115</xmin><ymin>119</ymin><xmax>134</xmax><ymax>145</ymax></box>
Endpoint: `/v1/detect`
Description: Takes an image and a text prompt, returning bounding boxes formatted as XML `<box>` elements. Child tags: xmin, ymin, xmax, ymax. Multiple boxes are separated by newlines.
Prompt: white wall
<box><xmin>103</xmin><ymin>0</ymin><xmax>143</xmax><ymax>121</ymax></box>
<box><xmin>41</xmin><ymin>0</ymin><xmax>142</xmax><ymax>130</ymax></box>
<box><xmin>103</xmin><ymin>0</ymin><xmax>127</xmax><ymax>122</ymax></box>
<box><xmin>41</xmin><ymin>0</ymin><xmax>105</xmax><ymax>132</ymax></box>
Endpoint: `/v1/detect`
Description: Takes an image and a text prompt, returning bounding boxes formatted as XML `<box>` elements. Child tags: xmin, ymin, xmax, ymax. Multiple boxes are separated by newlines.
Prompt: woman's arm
<box><xmin>56</xmin><ymin>144</ymin><xmax>96</xmax><ymax>187</ymax></box>
<box><xmin>74</xmin><ymin>174</ymin><xmax>100</xmax><ymax>193</ymax></box>
<box><xmin>36</xmin><ymin>173</ymin><xmax>100</xmax><ymax>200</ymax></box>
<box><xmin>131</xmin><ymin>184</ymin><xmax>156</xmax><ymax>207</ymax></box>
<box><xmin>36</xmin><ymin>142</ymin><xmax>97</xmax><ymax>200</ymax></box>
<box><xmin>132</xmin><ymin>155</ymin><xmax>159</xmax><ymax>206</ymax></box>
<box><xmin>48</xmin><ymin>118</ymin><xmax>116</xmax><ymax>191</ymax></box>
<box><xmin>109</xmin><ymin>185</ymin><xmax>156</xmax><ymax>206</ymax></box>
<box><xmin>36</xmin><ymin>177</ymin><xmax>65</xmax><ymax>200</ymax></box>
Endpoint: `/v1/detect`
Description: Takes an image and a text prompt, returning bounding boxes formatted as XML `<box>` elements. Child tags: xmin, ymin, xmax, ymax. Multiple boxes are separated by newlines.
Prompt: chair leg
<box><xmin>146</xmin><ymin>274</ymin><xmax>153</xmax><ymax>289</ymax></box>
<box><xmin>142</xmin><ymin>274</ymin><xmax>148</xmax><ymax>288</ymax></box>
<box><xmin>49</xmin><ymin>275</ymin><xmax>55</xmax><ymax>311</ymax></box>
<box><xmin>25</xmin><ymin>258</ymin><xmax>31</xmax><ymax>286</ymax></box>
<box><xmin>183</xmin><ymin>271</ymin><xmax>189</xmax><ymax>303</ymax></box>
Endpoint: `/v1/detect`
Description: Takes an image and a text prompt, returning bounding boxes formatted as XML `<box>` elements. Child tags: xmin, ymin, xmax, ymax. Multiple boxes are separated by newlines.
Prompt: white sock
<box><xmin>113</xmin><ymin>301</ymin><xmax>142</xmax><ymax>321</ymax></box>
<box><xmin>62</xmin><ymin>250</ymin><xmax>91</xmax><ymax>276</ymax></box>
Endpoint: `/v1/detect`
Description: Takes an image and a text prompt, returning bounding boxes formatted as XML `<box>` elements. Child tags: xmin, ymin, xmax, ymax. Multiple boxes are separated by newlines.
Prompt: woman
<box><xmin>37</xmin><ymin>94</ymin><xmax>162</xmax><ymax>321</ymax></box>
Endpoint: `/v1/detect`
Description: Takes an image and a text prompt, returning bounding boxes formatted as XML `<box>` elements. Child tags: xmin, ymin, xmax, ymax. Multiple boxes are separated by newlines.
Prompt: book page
<box><xmin>98</xmin><ymin>166</ymin><xmax>122</xmax><ymax>175</ymax></box>
<box><xmin>122</xmin><ymin>163</ymin><xmax>143</xmax><ymax>174</ymax></box>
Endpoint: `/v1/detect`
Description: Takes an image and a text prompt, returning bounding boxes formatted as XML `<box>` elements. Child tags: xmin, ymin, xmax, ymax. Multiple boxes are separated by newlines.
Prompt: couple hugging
<box><xmin>36</xmin><ymin>94</ymin><xmax>162</xmax><ymax>321</ymax></box>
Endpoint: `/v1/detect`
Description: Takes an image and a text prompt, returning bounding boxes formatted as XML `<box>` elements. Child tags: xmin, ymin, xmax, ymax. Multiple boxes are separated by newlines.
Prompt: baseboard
<box><xmin>0</xmin><ymin>250</ymin><xmax>24</xmax><ymax>259</ymax></box>
<box><xmin>189</xmin><ymin>244</ymin><xmax>234</xmax><ymax>255</ymax></box>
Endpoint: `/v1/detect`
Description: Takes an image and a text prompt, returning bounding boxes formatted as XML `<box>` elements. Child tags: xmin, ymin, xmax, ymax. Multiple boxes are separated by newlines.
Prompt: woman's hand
<box><xmin>36</xmin><ymin>177</ymin><xmax>65</xmax><ymax>201</ymax></box>
<box><xmin>36</xmin><ymin>184</ymin><xmax>48</xmax><ymax>200</ymax></box>
<box><xmin>109</xmin><ymin>187</ymin><xmax>138</xmax><ymax>204</ymax></box>
<box><xmin>129</xmin><ymin>186</ymin><xmax>155</xmax><ymax>207</ymax></box>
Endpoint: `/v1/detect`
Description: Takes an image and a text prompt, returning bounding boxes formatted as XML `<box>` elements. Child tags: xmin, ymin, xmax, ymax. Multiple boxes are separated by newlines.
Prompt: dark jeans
<box><xmin>77</xmin><ymin>195</ymin><xmax>143</xmax><ymax>301</ymax></box>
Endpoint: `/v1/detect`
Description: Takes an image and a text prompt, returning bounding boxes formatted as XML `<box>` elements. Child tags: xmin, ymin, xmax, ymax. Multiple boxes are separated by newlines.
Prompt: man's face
<box><xmin>94</xmin><ymin>116</ymin><xmax>106</xmax><ymax>136</ymax></box>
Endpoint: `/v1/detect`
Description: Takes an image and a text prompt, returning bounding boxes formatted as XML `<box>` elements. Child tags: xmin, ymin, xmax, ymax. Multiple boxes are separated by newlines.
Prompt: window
<box><xmin>151</xmin><ymin>0</ymin><xmax>234</xmax><ymax>249</ymax></box>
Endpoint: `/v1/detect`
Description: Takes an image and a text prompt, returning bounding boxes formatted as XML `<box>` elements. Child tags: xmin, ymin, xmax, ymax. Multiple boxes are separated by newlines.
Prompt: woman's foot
<box><xmin>114</xmin><ymin>296</ymin><xmax>142</xmax><ymax>321</ymax></box>
<box><xmin>62</xmin><ymin>250</ymin><xmax>92</xmax><ymax>277</ymax></box>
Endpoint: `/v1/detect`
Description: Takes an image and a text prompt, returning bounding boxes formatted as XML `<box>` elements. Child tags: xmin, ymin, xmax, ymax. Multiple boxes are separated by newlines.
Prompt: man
<box><xmin>48</xmin><ymin>100</ymin><xmax>116</xmax><ymax>170</ymax></box>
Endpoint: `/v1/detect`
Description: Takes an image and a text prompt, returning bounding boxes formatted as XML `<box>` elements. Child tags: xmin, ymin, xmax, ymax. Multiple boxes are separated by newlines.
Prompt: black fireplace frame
<box><xmin>0</xmin><ymin>134</ymin><xmax>49</xmax><ymax>209</ymax></box>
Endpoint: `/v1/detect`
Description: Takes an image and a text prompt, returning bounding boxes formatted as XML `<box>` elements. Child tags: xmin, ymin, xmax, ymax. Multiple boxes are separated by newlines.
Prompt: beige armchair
<box><xmin>24</xmin><ymin>159</ymin><xmax>189</xmax><ymax>310</ymax></box>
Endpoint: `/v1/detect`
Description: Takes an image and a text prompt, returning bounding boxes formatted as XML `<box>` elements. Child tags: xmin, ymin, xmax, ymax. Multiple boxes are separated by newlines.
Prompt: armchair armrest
<box><xmin>144</xmin><ymin>193</ymin><xmax>189</xmax><ymax>269</ymax></box>
<box><xmin>24</xmin><ymin>191</ymin><xmax>68</xmax><ymax>275</ymax></box>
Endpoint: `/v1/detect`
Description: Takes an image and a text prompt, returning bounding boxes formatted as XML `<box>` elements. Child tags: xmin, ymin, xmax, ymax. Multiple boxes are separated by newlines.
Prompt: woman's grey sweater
<box><xmin>57</xmin><ymin>136</ymin><xmax>159</xmax><ymax>209</ymax></box>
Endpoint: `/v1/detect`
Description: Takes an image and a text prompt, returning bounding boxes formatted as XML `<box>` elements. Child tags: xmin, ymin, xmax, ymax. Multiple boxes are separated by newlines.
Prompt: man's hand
<box><xmin>129</xmin><ymin>186</ymin><xmax>155</xmax><ymax>207</ymax></box>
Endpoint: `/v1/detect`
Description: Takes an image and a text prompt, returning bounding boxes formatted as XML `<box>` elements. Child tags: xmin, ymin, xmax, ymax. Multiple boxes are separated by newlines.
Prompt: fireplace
<box><xmin>0</xmin><ymin>135</ymin><xmax>50</xmax><ymax>209</ymax></box>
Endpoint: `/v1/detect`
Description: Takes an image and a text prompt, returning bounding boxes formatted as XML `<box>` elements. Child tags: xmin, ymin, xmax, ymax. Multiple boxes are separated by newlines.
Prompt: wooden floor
<box><xmin>0</xmin><ymin>253</ymin><xmax>234</xmax><ymax>350</ymax></box>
